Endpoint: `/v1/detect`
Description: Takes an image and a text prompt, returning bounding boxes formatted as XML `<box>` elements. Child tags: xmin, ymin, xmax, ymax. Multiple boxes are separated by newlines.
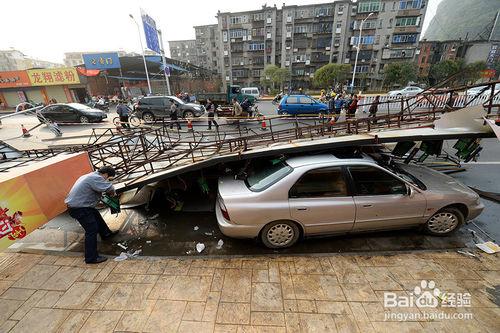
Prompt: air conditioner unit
<box><xmin>336</xmin><ymin>28</ymin><xmax>342</xmax><ymax>34</ymax></box>
<box><xmin>226</xmin><ymin>76</ymin><xmax>230</xmax><ymax>80</ymax></box>
<box><xmin>267</xmin><ymin>33</ymin><xmax>272</xmax><ymax>39</ymax></box>
<box><xmin>231</xmin><ymin>39</ymin><xmax>235</xmax><ymax>43</ymax></box>
<box><xmin>293</xmin><ymin>48</ymin><xmax>298</xmax><ymax>52</ymax></box>
<box><xmin>247</xmin><ymin>35</ymin><xmax>252</xmax><ymax>40</ymax></box>
<box><xmin>305</xmin><ymin>60</ymin><xmax>310</xmax><ymax>65</ymax></box>
<box><xmin>243</xmin><ymin>36</ymin><xmax>247</xmax><ymax>41</ymax></box>
<box><xmin>224</xmin><ymin>50</ymin><xmax>228</xmax><ymax>56</ymax></box>
<box><xmin>285</xmin><ymin>61</ymin><xmax>290</xmax><ymax>66</ymax></box>
<box><xmin>267</xmin><ymin>18</ymin><xmax>272</xmax><ymax>24</ymax></box>
<box><xmin>286</xmin><ymin>32</ymin><xmax>292</xmax><ymax>38</ymax></box>
<box><xmin>286</xmin><ymin>46</ymin><xmax>291</xmax><ymax>50</ymax></box>
<box><xmin>344</xmin><ymin>58</ymin><xmax>350</xmax><ymax>63</ymax></box>
<box><xmin>334</xmin><ymin>43</ymin><xmax>340</xmax><ymax>47</ymax></box>
<box><xmin>325</xmin><ymin>47</ymin><xmax>331</xmax><ymax>50</ymax></box>
<box><xmin>338</xmin><ymin>11</ymin><xmax>343</xmax><ymax>15</ymax></box>
<box><xmin>287</xmin><ymin>16</ymin><xmax>292</xmax><ymax>22</ymax></box>
<box><xmin>309</xmin><ymin>73</ymin><xmax>314</xmax><ymax>77</ymax></box>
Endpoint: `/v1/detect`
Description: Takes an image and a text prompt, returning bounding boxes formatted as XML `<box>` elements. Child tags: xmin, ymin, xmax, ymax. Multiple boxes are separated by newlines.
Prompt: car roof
<box><xmin>286</xmin><ymin>94</ymin><xmax>312</xmax><ymax>98</ymax></box>
<box><xmin>285</xmin><ymin>154</ymin><xmax>374</xmax><ymax>168</ymax></box>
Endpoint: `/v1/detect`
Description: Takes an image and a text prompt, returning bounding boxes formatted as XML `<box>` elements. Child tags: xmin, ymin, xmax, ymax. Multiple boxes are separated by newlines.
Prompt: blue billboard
<box><xmin>141</xmin><ymin>11</ymin><xmax>161</xmax><ymax>54</ymax></box>
<box><xmin>82</xmin><ymin>53</ymin><xmax>121</xmax><ymax>70</ymax></box>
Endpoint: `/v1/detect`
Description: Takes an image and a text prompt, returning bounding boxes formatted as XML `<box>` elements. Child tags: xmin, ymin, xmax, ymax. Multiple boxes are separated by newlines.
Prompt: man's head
<box><xmin>232</xmin><ymin>98</ymin><xmax>237</xmax><ymax>103</ymax></box>
<box><xmin>98</xmin><ymin>166</ymin><xmax>116</xmax><ymax>180</ymax></box>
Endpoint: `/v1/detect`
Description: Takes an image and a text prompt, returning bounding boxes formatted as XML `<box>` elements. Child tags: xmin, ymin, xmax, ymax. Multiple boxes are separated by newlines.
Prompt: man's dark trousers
<box><xmin>68</xmin><ymin>207</ymin><xmax>112</xmax><ymax>262</ymax></box>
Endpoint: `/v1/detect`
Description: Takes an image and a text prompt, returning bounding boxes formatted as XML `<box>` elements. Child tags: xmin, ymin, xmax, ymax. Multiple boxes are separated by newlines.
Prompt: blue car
<box><xmin>277</xmin><ymin>95</ymin><xmax>329</xmax><ymax>115</ymax></box>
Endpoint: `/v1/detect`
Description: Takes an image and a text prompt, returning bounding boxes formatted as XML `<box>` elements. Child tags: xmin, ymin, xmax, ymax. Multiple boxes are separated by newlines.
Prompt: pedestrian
<box><xmin>328</xmin><ymin>95</ymin><xmax>335</xmax><ymax>114</ymax></box>
<box><xmin>116</xmin><ymin>101</ymin><xmax>130</xmax><ymax>128</ymax></box>
<box><xmin>206</xmin><ymin>98</ymin><xmax>218</xmax><ymax>130</ymax></box>
<box><xmin>369</xmin><ymin>95</ymin><xmax>380</xmax><ymax>124</ymax></box>
<box><xmin>65</xmin><ymin>166</ymin><xmax>118</xmax><ymax>264</ymax></box>
<box><xmin>170</xmin><ymin>102</ymin><xmax>181</xmax><ymax>130</ymax></box>
<box><xmin>334</xmin><ymin>94</ymin><xmax>344</xmax><ymax>116</ymax></box>
<box><xmin>241</xmin><ymin>97</ymin><xmax>251</xmax><ymax>116</ymax></box>
<box><xmin>232</xmin><ymin>98</ymin><xmax>242</xmax><ymax>129</ymax></box>
<box><xmin>347</xmin><ymin>94</ymin><xmax>358</xmax><ymax>118</ymax></box>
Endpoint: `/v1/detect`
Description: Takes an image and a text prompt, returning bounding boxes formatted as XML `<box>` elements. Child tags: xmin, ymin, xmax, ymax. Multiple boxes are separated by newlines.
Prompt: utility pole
<box><xmin>158</xmin><ymin>29</ymin><xmax>171</xmax><ymax>95</ymax></box>
<box><xmin>351</xmin><ymin>12</ymin><xmax>374</xmax><ymax>92</ymax></box>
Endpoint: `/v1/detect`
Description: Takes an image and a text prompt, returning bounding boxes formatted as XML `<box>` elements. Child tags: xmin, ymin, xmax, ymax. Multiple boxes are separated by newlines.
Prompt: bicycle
<box><xmin>112</xmin><ymin>111</ymin><xmax>141</xmax><ymax>128</ymax></box>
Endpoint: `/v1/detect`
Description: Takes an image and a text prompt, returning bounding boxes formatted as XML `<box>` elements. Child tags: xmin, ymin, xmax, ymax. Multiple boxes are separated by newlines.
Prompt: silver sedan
<box><xmin>216</xmin><ymin>154</ymin><xmax>484</xmax><ymax>248</ymax></box>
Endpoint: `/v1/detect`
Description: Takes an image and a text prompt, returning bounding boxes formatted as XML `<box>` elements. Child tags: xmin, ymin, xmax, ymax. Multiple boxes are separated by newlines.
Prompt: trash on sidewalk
<box><xmin>194</xmin><ymin>226</ymin><xmax>199</xmax><ymax>231</ymax></box>
<box><xmin>216</xmin><ymin>239</ymin><xmax>224</xmax><ymax>250</ymax></box>
<box><xmin>204</xmin><ymin>231</ymin><xmax>213</xmax><ymax>236</ymax></box>
<box><xmin>113</xmin><ymin>249</ymin><xmax>142</xmax><ymax>261</ymax></box>
<box><xmin>475</xmin><ymin>241</ymin><xmax>500</xmax><ymax>254</ymax></box>
<box><xmin>146</xmin><ymin>240</ymin><xmax>152</xmax><ymax>244</ymax></box>
<box><xmin>457</xmin><ymin>250</ymin><xmax>478</xmax><ymax>258</ymax></box>
<box><xmin>117</xmin><ymin>243</ymin><xmax>128</xmax><ymax>250</ymax></box>
<box><xmin>148</xmin><ymin>213</ymin><xmax>160</xmax><ymax>220</ymax></box>
<box><xmin>196</xmin><ymin>242</ymin><xmax>205</xmax><ymax>253</ymax></box>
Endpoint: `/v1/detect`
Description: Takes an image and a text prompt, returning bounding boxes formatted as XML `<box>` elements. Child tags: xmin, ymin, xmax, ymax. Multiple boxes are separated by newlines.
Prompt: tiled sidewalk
<box><xmin>0</xmin><ymin>251</ymin><xmax>498</xmax><ymax>333</ymax></box>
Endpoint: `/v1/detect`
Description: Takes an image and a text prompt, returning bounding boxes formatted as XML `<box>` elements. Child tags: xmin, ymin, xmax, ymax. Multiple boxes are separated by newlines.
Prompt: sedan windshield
<box><xmin>379</xmin><ymin>161</ymin><xmax>426</xmax><ymax>190</ymax></box>
<box><xmin>245</xmin><ymin>160</ymin><xmax>293</xmax><ymax>192</ymax></box>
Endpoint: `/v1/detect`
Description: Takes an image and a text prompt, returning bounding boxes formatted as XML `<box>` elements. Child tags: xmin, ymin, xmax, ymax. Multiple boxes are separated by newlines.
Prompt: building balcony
<box><xmin>394</xmin><ymin>26</ymin><xmax>419</xmax><ymax>34</ymax></box>
<box><xmin>397</xmin><ymin>9</ymin><xmax>422</xmax><ymax>17</ymax></box>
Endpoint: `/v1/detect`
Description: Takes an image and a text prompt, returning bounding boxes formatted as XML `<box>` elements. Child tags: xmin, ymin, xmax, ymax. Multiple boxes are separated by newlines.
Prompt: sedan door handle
<box><xmin>297</xmin><ymin>207</ymin><xmax>308</xmax><ymax>211</ymax></box>
<box><xmin>362</xmin><ymin>204</ymin><xmax>373</xmax><ymax>208</ymax></box>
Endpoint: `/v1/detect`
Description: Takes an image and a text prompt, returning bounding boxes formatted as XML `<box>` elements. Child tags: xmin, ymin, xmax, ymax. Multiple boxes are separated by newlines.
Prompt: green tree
<box><xmin>383</xmin><ymin>62</ymin><xmax>418</xmax><ymax>87</ymax></box>
<box><xmin>313</xmin><ymin>63</ymin><xmax>351</xmax><ymax>88</ymax></box>
<box><xmin>429</xmin><ymin>59</ymin><xmax>464</xmax><ymax>83</ymax></box>
<box><xmin>260</xmin><ymin>65</ymin><xmax>291</xmax><ymax>90</ymax></box>
<box><xmin>463</xmin><ymin>61</ymin><xmax>488</xmax><ymax>83</ymax></box>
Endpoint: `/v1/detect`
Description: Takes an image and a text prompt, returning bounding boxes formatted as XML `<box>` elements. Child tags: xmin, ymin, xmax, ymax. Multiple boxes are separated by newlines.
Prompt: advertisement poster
<box><xmin>0</xmin><ymin>152</ymin><xmax>93</xmax><ymax>250</ymax></box>
<box><xmin>26</xmin><ymin>67</ymin><xmax>80</xmax><ymax>86</ymax></box>
<box><xmin>83</xmin><ymin>52</ymin><xmax>121</xmax><ymax>70</ymax></box>
<box><xmin>0</xmin><ymin>70</ymin><xmax>31</xmax><ymax>88</ymax></box>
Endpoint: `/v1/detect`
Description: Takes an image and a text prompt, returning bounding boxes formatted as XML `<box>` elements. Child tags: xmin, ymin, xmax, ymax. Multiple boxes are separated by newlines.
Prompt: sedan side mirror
<box><xmin>407</xmin><ymin>185</ymin><xmax>415</xmax><ymax>198</ymax></box>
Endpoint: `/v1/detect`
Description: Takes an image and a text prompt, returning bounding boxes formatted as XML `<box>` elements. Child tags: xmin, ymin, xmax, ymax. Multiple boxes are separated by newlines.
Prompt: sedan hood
<box><xmin>398</xmin><ymin>163</ymin><xmax>477</xmax><ymax>196</ymax></box>
<box><xmin>218</xmin><ymin>176</ymin><xmax>251</xmax><ymax>197</ymax></box>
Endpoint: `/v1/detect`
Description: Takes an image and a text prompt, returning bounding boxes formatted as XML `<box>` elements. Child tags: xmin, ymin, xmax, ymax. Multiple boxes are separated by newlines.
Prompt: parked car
<box><xmin>466</xmin><ymin>83</ymin><xmax>500</xmax><ymax>97</ymax></box>
<box><xmin>134</xmin><ymin>96</ymin><xmax>205</xmax><ymax>122</ymax></box>
<box><xmin>277</xmin><ymin>95</ymin><xmax>329</xmax><ymax>115</ymax></box>
<box><xmin>37</xmin><ymin>103</ymin><xmax>107</xmax><ymax>123</ymax></box>
<box><xmin>216</xmin><ymin>154</ymin><xmax>484</xmax><ymax>248</ymax></box>
<box><xmin>241</xmin><ymin>87</ymin><xmax>260</xmax><ymax>100</ymax></box>
<box><xmin>387</xmin><ymin>86</ymin><xmax>424</xmax><ymax>97</ymax></box>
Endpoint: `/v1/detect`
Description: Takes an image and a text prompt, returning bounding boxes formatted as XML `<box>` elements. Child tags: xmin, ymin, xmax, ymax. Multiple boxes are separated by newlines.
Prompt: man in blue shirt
<box><xmin>116</xmin><ymin>101</ymin><xmax>131</xmax><ymax>128</ymax></box>
<box><xmin>65</xmin><ymin>166</ymin><xmax>118</xmax><ymax>264</ymax></box>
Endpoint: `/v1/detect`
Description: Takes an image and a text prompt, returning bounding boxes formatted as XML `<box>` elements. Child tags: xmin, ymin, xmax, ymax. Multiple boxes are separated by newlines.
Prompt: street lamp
<box><xmin>350</xmin><ymin>12</ymin><xmax>374</xmax><ymax>93</ymax></box>
<box><xmin>129</xmin><ymin>13</ymin><xmax>152</xmax><ymax>95</ymax></box>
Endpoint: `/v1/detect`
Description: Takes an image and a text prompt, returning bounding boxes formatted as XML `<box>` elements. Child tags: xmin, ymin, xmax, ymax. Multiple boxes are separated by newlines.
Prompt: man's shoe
<box><xmin>86</xmin><ymin>256</ymin><xmax>108</xmax><ymax>264</ymax></box>
<box><xmin>102</xmin><ymin>230</ymin><xmax>119</xmax><ymax>240</ymax></box>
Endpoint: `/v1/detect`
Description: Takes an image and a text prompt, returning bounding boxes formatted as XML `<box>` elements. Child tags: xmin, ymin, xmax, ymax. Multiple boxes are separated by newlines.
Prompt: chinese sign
<box><xmin>480</xmin><ymin>69</ymin><xmax>496</xmax><ymax>79</ymax></box>
<box><xmin>0</xmin><ymin>152</ymin><xmax>93</xmax><ymax>250</ymax></box>
<box><xmin>26</xmin><ymin>68</ymin><xmax>80</xmax><ymax>86</ymax></box>
<box><xmin>82</xmin><ymin>52</ymin><xmax>121</xmax><ymax>70</ymax></box>
<box><xmin>0</xmin><ymin>70</ymin><xmax>31</xmax><ymax>88</ymax></box>
<box><xmin>486</xmin><ymin>43</ymin><xmax>498</xmax><ymax>69</ymax></box>
<box><xmin>141</xmin><ymin>9</ymin><xmax>161</xmax><ymax>54</ymax></box>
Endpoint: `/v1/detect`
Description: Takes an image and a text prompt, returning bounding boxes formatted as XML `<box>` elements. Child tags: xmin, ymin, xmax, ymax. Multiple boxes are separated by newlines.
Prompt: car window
<box><xmin>289</xmin><ymin>167</ymin><xmax>348</xmax><ymax>198</ymax></box>
<box><xmin>252</xmin><ymin>89</ymin><xmax>258</xmax><ymax>95</ymax></box>
<box><xmin>299</xmin><ymin>97</ymin><xmax>313</xmax><ymax>104</ymax></box>
<box><xmin>286</xmin><ymin>97</ymin><xmax>298</xmax><ymax>104</ymax></box>
<box><xmin>348</xmin><ymin>165</ymin><xmax>406</xmax><ymax>196</ymax></box>
<box><xmin>245</xmin><ymin>161</ymin><xmax>293</xmax><ymax>192</ymax></box>
<box><xmin>150</xmin><ymin>98</ymin><xmax>164</xmax><ymax>106</ymax></box>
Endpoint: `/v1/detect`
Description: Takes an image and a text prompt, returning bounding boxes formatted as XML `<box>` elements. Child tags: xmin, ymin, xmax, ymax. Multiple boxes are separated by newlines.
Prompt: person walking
<box><xmin>368</xmin><ymin>95</ymin><xmax>380</xmax><ymax>124</ymax></box>
<box><xmin>347</xmin><ymin>94</ymin><xmax>358</xmax><ymax>118</ymax></box>
<box><xmin>206</xmin><ymin>98</ymin><xmax>218</xmax><ymax>130</ymax></box>
<box><xmin>232</xmin><ymin>98</ymin><xmax>242</xmax><ymax>129</ymax></box>
<box><xmin>328</xmin><ymin>95</ymin><xmax>335</xmax><ymax>114</ymax></box>
<box><xmin>334</xmin><ymin>94</ymin><xmax>344</xmax><ymax>116</ymax></box>
<box><xmin>65</xmin><ymin>166</ymin><xmax>118</xmax><ymax>264</ymax></box>
<box><xmin>116</xmin><ymin>101</ymin><xmax>130</xmax><ymax>128</ymax></box>
<box><xmin>170</xmin><ymin>102</ymin><xmax>181</xmax><ymax>130</ymax></box>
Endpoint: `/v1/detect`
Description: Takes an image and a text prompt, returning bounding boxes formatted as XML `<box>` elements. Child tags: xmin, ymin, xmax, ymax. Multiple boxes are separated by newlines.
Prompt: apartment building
<box><xmin>194</xmin><ymin>24</ymin><xmax>220</xmax><ymax>73</ymax></box>
<box><xmin>170</xmin><ymin>0</ymin><xmax>428</xmax><ymax>90</ymax></box>
<box><xmin>0</xmin><ymin>49</ymin><xmax>62</xmax><ymax>71</ymax></box>
<box><xmin>168</xmin><ymin>40</ymin><xmax>199</xmax><ymax>65</ymax></box>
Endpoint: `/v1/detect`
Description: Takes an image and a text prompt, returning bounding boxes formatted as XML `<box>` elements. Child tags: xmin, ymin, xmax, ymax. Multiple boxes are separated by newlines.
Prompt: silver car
<box><xmin>216</xmin><ymin>154</ymin><xmax>484</xmax><ymax>248</ymax></box>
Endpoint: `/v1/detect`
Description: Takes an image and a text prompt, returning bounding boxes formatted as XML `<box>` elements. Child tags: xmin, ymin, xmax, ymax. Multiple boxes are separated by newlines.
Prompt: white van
<box><xmin>241</xmin><ymin>87</ymin><xmax>260</xmax><ymax>100</ymax></box>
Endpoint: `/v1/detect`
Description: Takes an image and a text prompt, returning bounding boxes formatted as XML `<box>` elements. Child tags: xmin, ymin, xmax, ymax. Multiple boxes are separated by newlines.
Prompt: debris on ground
<box><xmin>216</xmin><ymin>239</ymin><xmax>224</xmax><ymax>250</ymax></box>
<box><xmin>113</xmin><ymin>249</ymin><xmax>142</xmax><ymax>261</ymax></box>
<box><xmin>117</xmin><ymin>243</ymin><xmax>128</xmax><ymax>250</ymax></box>
<box><xmin>148</xmin><ymin>213</ymin><xmax>159</xmax><ymax>220</ymax></box>
<box><xmin>146</xmin><ymin>240</ymin><xmax>152</xmax><ymax>244</ymax></box>
<box><xmin>196</xmin><ymin>243</ymin><xmax>205</xmax><ymax>253</ymax></box>
<box><xmin>475</xmin><ymin>241</ymin><xmax>500</xmax><ymax>254</ymax></box>
<box><xmin>457</xmin><ymin>250</ymin><xmax>478</xmax><ymax>258</ymax></box>
<box><xmin>204</xmin><ymin>231</ymin><xmax>213</xmax><ymax>236</ymax></box>
<box><xmin>194</xmin><ymin>226</ymin><xmax>199</xmax><ymax>231</ymax></box>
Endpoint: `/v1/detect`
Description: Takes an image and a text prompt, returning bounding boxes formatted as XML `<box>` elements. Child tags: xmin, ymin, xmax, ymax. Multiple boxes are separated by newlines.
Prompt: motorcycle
<box><xmin>272</xmin><ymin>94</ymin><xmax>283</xmax><ymax>105</ymax></box>
<box><xmin>87</xmin><ymin>101</ymin><xmax>109</xmax><ymax>112</ymax></box>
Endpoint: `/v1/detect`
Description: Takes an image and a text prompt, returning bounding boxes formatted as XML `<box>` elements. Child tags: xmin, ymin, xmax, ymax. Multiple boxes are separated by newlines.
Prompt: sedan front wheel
<box><xmin>79</xmin><ymin>115</ymin><xmax>89</xmax><ymax>123</ymax></box>
<box><xmin>261</xmin><ymin>220</ymin><xmax>300</xmax><ymax>249</ymax></box>
<box><xmin>424</xmin><ymin>207</ymin><xmax>464</xmax><ymax>236</ymax></box>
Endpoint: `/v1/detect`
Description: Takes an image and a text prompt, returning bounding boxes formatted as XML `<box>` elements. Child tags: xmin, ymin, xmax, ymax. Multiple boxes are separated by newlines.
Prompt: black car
<box><xmin>134</xmin><ymin>96</ymin><xmax>205</xmax><ymax>122</ymax></box>
<box><xmin>38</xmin><ymin>103</ymin><xmax>107</xmax><ymax>123</ymax></box>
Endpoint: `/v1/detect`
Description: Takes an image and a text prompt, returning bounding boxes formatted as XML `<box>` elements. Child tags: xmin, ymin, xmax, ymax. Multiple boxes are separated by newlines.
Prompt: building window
<box><xmin>248</xmin><ymin>43</ymin><xmax>265</xmax><ymax>51</ymax></box>
<box><xmin>252</xmin><ymin>69</ymin><xmax>262</xmax><ymax>77</ymax></box>
<box><xmin>350</xmin><ymin>35</ymin><xmax>375</xmax><ymax>45</ymax></box>
<box><xmin>252</xmin><ymin>28</ymin><xmax>265</xmax><ymax>36</ymax></box>
<box><xmin>315</xmin><ymin>7</ymin><xmax>332</xmax><ymax>16</ymax></box>
<box><xmin>358</xmin><ymin>1</ymin><xmax>381</xmax><ymax>13</ymax></box>
<box><xmin>355</xmin><ymin>65</ymin><xmax>370</xmax><ymax>73</ymax></box>
<box><xmin>229</xmin><ymin>29</ymin><xmax>247</xmax><ymax>38</ymax></box>
<box><xmin>231</xmin><ymin>57</ymin><xmax>244</xmax><ymax>65</ymax></box>
<box><xmin>230</xmin><ymin>16</ymin><xmax>248</xmax><ymax>24</ymax></box>
<box><xmin>293</xmin><ymin>68</ymin><xmax>305</xmax><ymax>76</ymax></box>
<box><xmin>353</xmin><ymin>19</ymin><xmax>377</xmax><ymax>29</ymax></box>
<box><xmin>294</xmin><ymin>25</ymin><xmax>308</xmax><ymax>33</ymax></box>
<box><xmin>316</xmin><ymin>37</ymin><xmax>332</xmax><ymax>48</ymax></box>
<box><xmin>338</xmin><ymin>5</ymin><xmax>344</xmax><ymax>14</ymax></box>
<box><xmin>312</xmin><ymin>23</ymin><xmax>333</xmax><ymax>33</ymax></box>
<box><xmin>392</xmin><ymin>34</ymin><xmax>418</xmax><ymax>43</ymax></box>
<box><xmin>232</xmin><ymin>69</ymin><xmax>246</xmax><ymax>77</ymax></box>
<box><xmin>395</xmin><ymin>16</ymin><xmax>421</xmax><ymax>26</ymax></box>
<box><xmin>253</xmin><ymin>13</ymin><xmax>265</xmax><ymax>21</ymax></box>
<box><xmin>399</xmin><ymin>0</ymin><xmax>423</xmax><ymax>10</ymax></box>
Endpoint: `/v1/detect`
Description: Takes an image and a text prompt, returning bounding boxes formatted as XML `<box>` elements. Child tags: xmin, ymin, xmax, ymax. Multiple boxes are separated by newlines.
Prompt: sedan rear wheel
<box><xmin>79</xmin><ymin>115</ymin><xmax>89</xmax><ymax>123</ymax></box>
<box><xmin>183</xmin><ymin>110</ymin><xmax>195</xmax><ymax>118</ymax></box>
<box><xmin>425</xmin><ymin>207</ymin><xmax>463</xmax><ymax>236</ymax></box>
<box><xmin>142</xmin><ymin>112</ymin><xmax>154</xmax><ymax>122</ymax></box>
<box><xmin>261</xmin><ymin>220</ymin><xmax>300</xmax><ymax>249</ymax></box>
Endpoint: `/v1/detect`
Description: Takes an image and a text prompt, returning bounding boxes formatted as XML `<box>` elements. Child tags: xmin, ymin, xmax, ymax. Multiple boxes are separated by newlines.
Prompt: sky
<box><xmin>1</xmin><ymin>0</ymin><xmax>443</xmax><ymax>64</ymax></box>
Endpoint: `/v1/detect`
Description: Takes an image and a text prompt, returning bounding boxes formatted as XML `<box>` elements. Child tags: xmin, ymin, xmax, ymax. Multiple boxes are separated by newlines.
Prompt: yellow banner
<box><xmin>27</xmin><ymin>67</ymin><xmax>80</xmax><ymax>86</ymax></box>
